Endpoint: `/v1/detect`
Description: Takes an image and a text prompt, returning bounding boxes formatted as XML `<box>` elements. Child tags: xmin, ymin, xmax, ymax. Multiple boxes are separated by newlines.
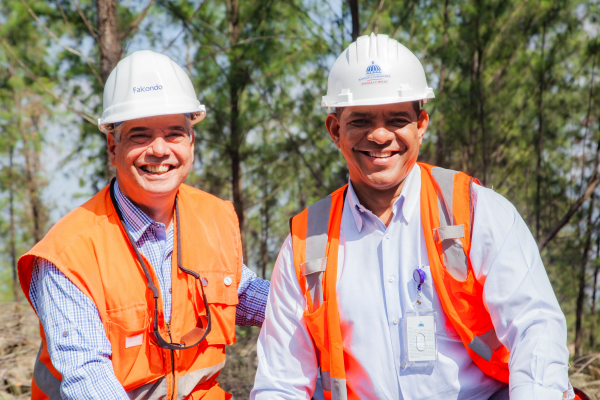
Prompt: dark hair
<box><xmin>335</xmin><ymin>101</ymin><xmax>421</xmax><ymax>120</ymax></box>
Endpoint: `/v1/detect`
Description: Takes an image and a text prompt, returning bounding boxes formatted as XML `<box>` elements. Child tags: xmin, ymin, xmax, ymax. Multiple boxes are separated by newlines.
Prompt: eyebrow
<box><xmin>346</xmin><ymin>112</ymin><xmax>375</xmax><ymax>119</ymax></box>
<box><xmin>126</xmin><ymin>126</ymin><xmax>151</xmax><ymax>134</ymax></box>
<box><xmin>345</xmin><ymin>111</ymin><xmax>414</xmax><ymax>120</ymax></box>
<box><xmin>126</xmin><ymin>125</ymin><xmax>189</xmax><ymax>135</ymax></box>
<box><xmin>165</xmin><ymin>125</ymin><xmax>188</xmax><ymax>132</ymax></box>
<box><xmin>386</xmin><ymin>111</ymin><xmax>414</xmax><ymax>119</ymax></box>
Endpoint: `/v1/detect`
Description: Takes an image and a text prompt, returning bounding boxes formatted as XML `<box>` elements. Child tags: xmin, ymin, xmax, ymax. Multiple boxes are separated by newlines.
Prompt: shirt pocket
<box><xmin>106</xmin><ymin>303</ymin><xmax>163</xmax><ymax>387</ymax></box>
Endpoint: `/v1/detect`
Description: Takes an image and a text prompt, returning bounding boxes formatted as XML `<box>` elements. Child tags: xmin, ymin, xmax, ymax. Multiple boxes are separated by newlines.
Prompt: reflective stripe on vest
<box><xmin>33</xmin><ymin>346</ymin><xmax>225</xmax><ymax>400</ymax></box>
<box><xmin>302</xmin><ymin>195</ymin><xmax>332</xmax><ymax>310</ymax></box>
<box><xmin>290</xmin><ymin>163</ymin><xmax>511</xmax><ymax>392</ymax></box>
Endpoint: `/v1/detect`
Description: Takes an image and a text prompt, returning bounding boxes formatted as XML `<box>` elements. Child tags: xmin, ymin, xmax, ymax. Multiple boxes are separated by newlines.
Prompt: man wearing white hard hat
<box><xmin>251</xmin><ymin>34</ymin><xmax>576</xmax><ymax>400</ymax></box>
<box><xmin>18</xmin><ymin>50</ymin><xmax>269</xmax><ymax>400</ymax></box>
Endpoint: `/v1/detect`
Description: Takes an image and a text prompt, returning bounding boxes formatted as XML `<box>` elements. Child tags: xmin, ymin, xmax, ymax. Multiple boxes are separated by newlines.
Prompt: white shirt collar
<box><xmin>347</xmin><ymin>164</ymin><xmax>421</xmax><ymax>233</ymax></box>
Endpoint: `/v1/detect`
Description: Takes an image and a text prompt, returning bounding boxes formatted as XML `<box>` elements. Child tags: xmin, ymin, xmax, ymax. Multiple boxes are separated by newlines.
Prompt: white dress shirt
<box><xmin>251</xmin><ymin>165</ymin><xmax>571</xmax><ymax>400</ymax></box>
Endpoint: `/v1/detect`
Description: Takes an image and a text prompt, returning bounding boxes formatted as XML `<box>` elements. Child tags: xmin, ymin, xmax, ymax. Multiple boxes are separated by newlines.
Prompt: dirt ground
<box><xmin>2</xmin><ymin>302</ymin><xmax>600</xmax><ymax>399</ymax></box>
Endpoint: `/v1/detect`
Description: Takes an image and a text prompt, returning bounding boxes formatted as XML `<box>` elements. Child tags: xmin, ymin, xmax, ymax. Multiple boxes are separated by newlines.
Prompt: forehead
<box><xmin>342</xmin><ymin>102</ymin><xmax>416</xmax><ymax>120</ymax></box>
<box><xmin>121</xmin><ymin>114</ymin><xmax>188</xmax><ymax>134</ymax></box>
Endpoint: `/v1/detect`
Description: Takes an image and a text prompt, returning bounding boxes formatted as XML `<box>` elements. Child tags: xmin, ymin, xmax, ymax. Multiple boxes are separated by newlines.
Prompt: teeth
<box><xmin>368</xmin><ymin>152</ymin><xmax>393</xmax><ymax>158</ymax></box>
<box><xmin>142</xmin><ymin>165</ymin><xmax>170</xmax><ymax>174</ymax></box>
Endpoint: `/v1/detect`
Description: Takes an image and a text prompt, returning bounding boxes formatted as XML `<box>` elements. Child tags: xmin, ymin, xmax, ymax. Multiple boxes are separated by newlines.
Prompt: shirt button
<box><xmin>388</xmin><ymin>276</ymin><xmax>394</xmax><ymax>283</ymax></box>
<box><xmin>393</xmin><ymin>318</ymin><xmax>399</xmax><ymax>325</ymax></box>
<box><xmin>62</xmin><ymin>331</ymin><xmax>69</xmax><ymax>337</ymax></box>
<box><xmin>385</xmin><ymin>233</ymin><xmax>391</xmax><ymax>239</ymax></box>
<box><xmin>224</xmin><ymin>276</ymin><xmax>233</xmax><ymax>286</ymax></box>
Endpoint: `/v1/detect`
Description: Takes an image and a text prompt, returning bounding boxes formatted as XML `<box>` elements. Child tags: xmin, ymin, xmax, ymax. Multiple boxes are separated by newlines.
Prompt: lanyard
<box><xmin>109</xmin><ymin>179</ymin><xmax>211</xmax><ymax>350</ymax></box>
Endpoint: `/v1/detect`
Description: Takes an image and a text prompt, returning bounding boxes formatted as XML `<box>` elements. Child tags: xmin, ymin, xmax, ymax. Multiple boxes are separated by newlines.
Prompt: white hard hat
<box><xmin>98</xmin><ymin>50</ymin><xmax>206</xmax><ymax>133</ymax></box>
<box><xmin>322</xmin><ymin>33</ymin><xmax>434</xmax><ymax>109</ymax></box>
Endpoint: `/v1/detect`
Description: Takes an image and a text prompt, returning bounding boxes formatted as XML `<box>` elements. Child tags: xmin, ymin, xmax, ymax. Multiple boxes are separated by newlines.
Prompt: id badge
<box><xmin>400</xmin><ymin>268</ymin><xmax>437</xmax><ymax>374</ymax></box>
<box><xmin>401</xmin><ymin>308</ymin><xmax>437</xmax><ymax>373</ymax></box>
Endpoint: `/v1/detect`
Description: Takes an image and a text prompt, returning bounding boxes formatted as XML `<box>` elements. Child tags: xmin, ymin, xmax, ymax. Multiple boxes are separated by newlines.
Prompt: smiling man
<box><xmin>251</xmin><ymin>34</ymin><xmax>575</xmax><ymax>400</ymax></box>
<box><xmin>18</xmin><ymin>50</ymin><xmax>269</xmax><ymax>400</ymax></box>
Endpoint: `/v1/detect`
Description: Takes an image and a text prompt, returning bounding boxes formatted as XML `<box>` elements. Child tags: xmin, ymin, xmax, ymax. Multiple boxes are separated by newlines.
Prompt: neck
<box><xmin>116</xmin><ymin>178</ymin><xmax>176</xmax><ymax>227</ymax></box>
<box><xmin>351</xmin><ymin>178</ymin><xmax>407</xmax><ymax>227</ymax></box>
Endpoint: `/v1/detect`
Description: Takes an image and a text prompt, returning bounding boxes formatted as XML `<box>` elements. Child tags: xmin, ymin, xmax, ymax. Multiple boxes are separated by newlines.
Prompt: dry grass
<box><xmin>0</xmin><ymin>303</ymin><xmax>39</xmax><ymax>399</ymax></box>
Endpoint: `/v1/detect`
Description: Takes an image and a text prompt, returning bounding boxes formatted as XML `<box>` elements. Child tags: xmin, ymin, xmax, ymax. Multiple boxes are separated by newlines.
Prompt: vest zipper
<box><xmin>167</xmin><ymin>322</ymin><xmax>176</xmax><ymax>400</ymax></box>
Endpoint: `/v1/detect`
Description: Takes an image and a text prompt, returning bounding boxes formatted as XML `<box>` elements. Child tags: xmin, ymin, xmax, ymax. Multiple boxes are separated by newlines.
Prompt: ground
<box><xmin>1</xmin><ymin>303</ymin><xmax>598</xmax><ymax>399</ymax></box>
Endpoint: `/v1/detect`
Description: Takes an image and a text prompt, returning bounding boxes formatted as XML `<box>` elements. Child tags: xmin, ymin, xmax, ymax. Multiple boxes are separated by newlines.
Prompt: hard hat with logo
<box><xmin>98</xmin><ymin>50</ymin><xmax>206</xmax><ymax>133</ymax></box>
<box><xmin>322</xmin><ymin>33</ymin><xmax>434</xmax><ymax>109</ymax></box>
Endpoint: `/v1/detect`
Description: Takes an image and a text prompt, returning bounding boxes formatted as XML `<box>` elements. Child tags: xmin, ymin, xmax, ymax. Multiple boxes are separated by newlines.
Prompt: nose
<box><xmin>146</xmin><ymin>136</ymin><xmax>171</xmax><ymax>158</ymax></box>
<box><xmin>368</xmin><ymin>127</ymin><xmax>395</xmax><ymax>145</ymax></box>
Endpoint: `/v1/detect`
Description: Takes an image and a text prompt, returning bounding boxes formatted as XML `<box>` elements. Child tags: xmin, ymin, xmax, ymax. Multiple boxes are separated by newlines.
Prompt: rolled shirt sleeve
<box><xmin>236</xmin><ymin>264</ymin><xmax>270</xmax><ymax>327</ymax></box>
<box><xmin>29</xmin><ymin>257</ymin><xmax>129</xmax><ymax>400</ymax></box>
<box><xmin>470</xmin><ymin>185</ymin><xmax>570</xmax><ymax>399</ymax></box>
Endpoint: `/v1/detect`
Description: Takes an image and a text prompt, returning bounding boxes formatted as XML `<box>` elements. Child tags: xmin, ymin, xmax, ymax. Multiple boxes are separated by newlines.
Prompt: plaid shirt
<box><xmin>29</xmin><ymin>181</ymin><xmax>269</xmax><ymax>399</ymax></box>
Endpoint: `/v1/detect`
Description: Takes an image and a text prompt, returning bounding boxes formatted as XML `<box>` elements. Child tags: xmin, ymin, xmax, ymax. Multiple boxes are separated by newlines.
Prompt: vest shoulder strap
<box><xmin>429</xmin><ymin>166</ymin><xmax>480</xmax><ymax>280</ymax></box>
<box><xmin>290</xmin><ymin>187</ymin><xmax>347</xmax><ymax>311</ymax></box>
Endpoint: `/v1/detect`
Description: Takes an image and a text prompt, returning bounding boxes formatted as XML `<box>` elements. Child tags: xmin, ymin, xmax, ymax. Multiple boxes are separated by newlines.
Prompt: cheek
<box><xmin>175</xmin><ymin>146</ymin><xmax>194</xmax><ymax>165</ymax></box>
<box><xmin>398</xmin><ymin>127</ymin><xmax>421</xmax><ymax>148</ymax></box>
<box><xmin>118</xmin><ymin>147</ymin><xmax>144</xmax><ymax>168</ymax></box>
<box><xmin>339</xmin><ymin>130</ymin><xmax>361</xmax><ymax>153</ymax></box>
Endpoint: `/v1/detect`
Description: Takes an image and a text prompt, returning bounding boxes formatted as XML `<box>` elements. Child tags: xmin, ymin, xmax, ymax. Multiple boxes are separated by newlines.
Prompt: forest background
<box><xmin>1</xmin><ymin>0</ymin><xmax>600</xmax><ymax>394</ymax></box>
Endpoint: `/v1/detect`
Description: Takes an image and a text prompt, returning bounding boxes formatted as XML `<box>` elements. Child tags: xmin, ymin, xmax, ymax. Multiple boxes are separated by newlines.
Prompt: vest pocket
<box><xmin>190</xmin><ymin>274</ymin><xmax>237</xmax><ymax>346</ymax></box>
<box><xmin>106</xmin><ymin>304</ymin><xmax>163</xmax><ymax>389</ymax></box>
<box><xmin>303</xmin><ymin>301</ymin><xmax>329</xmax><ymax>359</ymax></box>
<box><xmin>439</xmin><ymin>266</ymin><xmax>492</xmax><ymax>334</ymax></box>
<box><xmin>199</xmin><ymin>270</ymin><xmax>239</xmax><ymax>305</ymax></box>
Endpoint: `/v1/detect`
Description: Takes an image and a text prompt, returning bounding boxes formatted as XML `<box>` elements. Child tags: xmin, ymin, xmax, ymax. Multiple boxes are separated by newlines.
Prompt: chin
<box><xmin>142</xmin><ymin>181</ymin><xmax>181</xmax><ymax>194</ymax></box>
<box><xmin>366</xmin><ymin>180</ymin><xmax>403</xmax><ymax>191</ymax></box>
<box><xmin>363</xmin><ymin>171</ymin><xmax>404</xmax><ymax>189</ymax></box>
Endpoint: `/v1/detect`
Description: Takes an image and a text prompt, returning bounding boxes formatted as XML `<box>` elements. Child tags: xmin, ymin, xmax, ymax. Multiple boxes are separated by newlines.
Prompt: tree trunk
<box><xmin>476</xmin><ymin>47</ymin><xmax>487</xmax><ymax>186</ymax></box>
<box><xmin>259</xmin><ymin>177</ymin><xmax>270</xmax><ymax>279</ymax></box>
<box><xmin>97</xmin><ymin>0</ymin><xmax>121</xmax><ymax>181</ymax></box>
<box><xmin>226</xmin><ymin>0</ymin><xmax>247</xmax><ymax>260</ymax></box>
<box><xmin>575</xmin><ymin>193</ymin><xmax>595</xmax><ymax>357</ymax></box>
<box><xmin>590</xmin><ymin>234</ymin><xmax>599</xmax><ymax>350</ymax></box>
<box><xmin>21</xmin><ymin>132</ymin><xmax>45</xmax><ymax>244</ymax></box>
<box><xmin>434</xmin><ymin>0</ymin><xmax>449</xmax><ymax>167</ymax></box>
<box><xmin>8</xmin><ymin>145</ymin><xmax>19</xmax><ymax>302</ymax></box>
<box><xmin>535</xmin><ymin>24</ymin><xmax>546</xmax><ymax>242</ymax></box>
<box><xmin>348</xmin><ymin>0</ymin><xmax>359</xmax><ymax>42</ymax></box>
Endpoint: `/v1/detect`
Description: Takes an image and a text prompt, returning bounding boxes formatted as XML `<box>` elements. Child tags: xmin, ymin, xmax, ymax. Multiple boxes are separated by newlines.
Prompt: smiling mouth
<box><xmin>140</xmin><ymin>165</ymin><xmax>174</xmax><ymax>175</ymax></box>
<box><xmin>359</xmin><ymin>151</ymin><xmax>400</xmax><ymax>158</ymax></box>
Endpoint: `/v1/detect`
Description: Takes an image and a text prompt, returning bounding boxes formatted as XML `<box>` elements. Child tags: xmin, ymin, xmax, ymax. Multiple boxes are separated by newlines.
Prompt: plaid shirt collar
<box><xmin>113</xmin><ymin>181</ymin><xmax>168</xmax><ymax>243</ymax></box>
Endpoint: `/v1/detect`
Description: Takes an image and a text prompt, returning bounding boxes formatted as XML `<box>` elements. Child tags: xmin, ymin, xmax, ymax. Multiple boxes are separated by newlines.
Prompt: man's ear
<box><xmin>325</xmin><ymin>113</ymin><xmax>342</xmax><ymax>149</ymax></box>
<box><xmin>107</xmin><ymin>133</ymin><xmax>118</xmax><ymax>166</ymax></box>
<box><xmin>417</xmin><ymin>109</ymin><xmax>429</xmax><ymax>145</ymax></box>
<box><xmin>190</xmin><ymin>130</ymin><xmax>195</xmax><ymax>163</ymax></box>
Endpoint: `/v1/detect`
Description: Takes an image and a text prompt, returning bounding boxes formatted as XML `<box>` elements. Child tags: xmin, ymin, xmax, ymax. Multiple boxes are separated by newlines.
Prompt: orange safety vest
<box><xmin>290</xmin><ymin>163</ymin><xmax>510</xmax><ymax>400</ymax></box>
<box><xmin>18</xmin><ymin>183</ymin><xmax>242</xmax><ymax>400</ymax></box>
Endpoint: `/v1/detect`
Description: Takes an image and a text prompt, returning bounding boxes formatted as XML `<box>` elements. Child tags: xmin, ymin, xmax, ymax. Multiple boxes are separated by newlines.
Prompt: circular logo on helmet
<box><xmin>358</xmin><ymin>61</ymin><xmax>390</xmax><ymax>86</ymax></box>
<box><xmin>366</xmin><ymin>61</ymin><xmax>382</xmax><ymax>75</ymax></box>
